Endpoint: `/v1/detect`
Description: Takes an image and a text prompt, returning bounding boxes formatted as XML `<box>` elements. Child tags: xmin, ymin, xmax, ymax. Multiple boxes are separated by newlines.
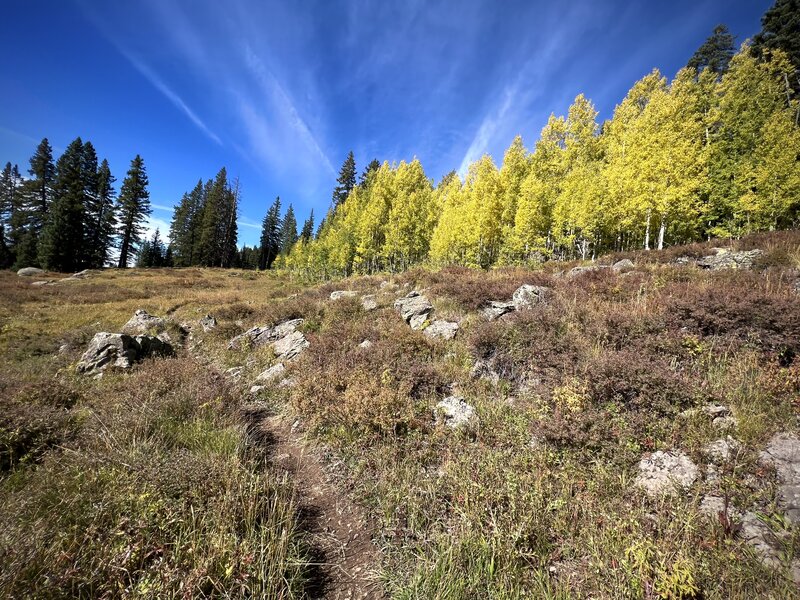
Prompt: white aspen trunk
<box><xmin>644</xmin><ymin>209</ymin><xmax>651</xmax><ymax>251</ymax></box>
<box><xmin>657</xmin><ymin>215</ymin><xmax>666</xmax><ymax>250</ymax></box>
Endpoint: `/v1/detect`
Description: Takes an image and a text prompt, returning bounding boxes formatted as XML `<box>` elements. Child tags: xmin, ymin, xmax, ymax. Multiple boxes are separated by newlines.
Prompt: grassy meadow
<box><xmin>2</xmin><ymin>230</ymin><xmax>800</xmax><ymax>598</ymax></box>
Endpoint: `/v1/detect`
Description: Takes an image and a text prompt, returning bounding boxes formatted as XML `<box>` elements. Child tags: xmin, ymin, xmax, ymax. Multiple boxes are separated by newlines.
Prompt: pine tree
<box><xmin>117</xmin><ymin>155</ymin><xmax>151</xmax><ymax>268</ymax></box>
<box><xmin>359</xmin><ymin>158</ymin><xmax>380</xmax><ymax>186</ymax></box>
<box><xmin>258</xmin><ymin>196</ymin><xmax>282</xmax><ymax>269</ymax></box>
<box><xmin>300</xmin><ymin>209</ymin><xmax>315</xmax><ymax>241</ymax></box>
<box><xmin>0</xmin><ymin>224</ymin><xmax>12</xmax><ymax>269</ymax></box>
<box><xmin>39</xmin><ymin>138</ymin><xmax>86</xmax><ymax>272</ymax></box>
<box><xmin>332</xmin><ymin>151</ymin><xmax>356</xmax><ymax>208</ymax></box>
<box><xmin>220</xmin><ymin>176</ymin><xmax>239</xmax><ymax>268</ymax></box>
<box><xmin>27</xmin><ymin>138</ymin><xmax>55</xmax><ymax>234</ymax></box>
<box><xmin>279</xmin><ymin>203</ymin><xmax>298</xmax><ymax>255</ymax></box>
<box><xmin>196</xmin><ymin>168</ymin><xmax>230</xmax><ymax>267</ymax></box>
<box><xmin>688</xmin><ymin>24</ymin><xmax>736</xmax><ymax>77</ymax></box>
<box><xmin>87</xmin><ymin>159</ymin><xmax>117</xmax><ymax>267</ymax></box>
<box><xmin>169</xmin><ymin>180</ymin><xmax>205</xmax><ymax>266</ymax></box>
<box><xmin>752</xmin><ymin>0</ymin><xmax>800</xmax><ymax>93</ymax></box>
<box><xmin>0</xmin><ymin>162</ymin><xmax>20</xmax><ymax>228</ymax></box>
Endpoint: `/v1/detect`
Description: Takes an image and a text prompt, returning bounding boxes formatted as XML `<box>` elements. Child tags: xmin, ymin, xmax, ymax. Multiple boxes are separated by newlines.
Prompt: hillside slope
<box><xmin>2</xmin><ymin>230</ymin><xmax>800</xmax><ymax>598</ymax></box>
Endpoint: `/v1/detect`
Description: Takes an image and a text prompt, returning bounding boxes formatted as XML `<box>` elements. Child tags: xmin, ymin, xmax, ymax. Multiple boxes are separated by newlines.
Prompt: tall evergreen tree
<box><xmin>117</xmin><ymin>155</ymin><xmax>151</xmax><ymax>268</ymax></box>
<box><xmin>258</xmin><ymin>196</ymin><xmax>282</xmax><ymax>269</ymax></box>
<box><xmin>196</xmin><ymin>168</ymin><xmax>232</xmax><ymax>267</ymax></box>
<box><xmin>86</xmin><ymin>159</ymin><xmax>117</xmax><ymax>267</ymax></box>
<box><xmin>0</xmin><ymin>162</ymin><xmax>21</xmax><ymax>228</ymax></box>
<box><xmin>279</xmin><ymin>204</ymin><xmax>298</xmax><ymax>255</ymax></box>
<box><xmin>332</xmin><ymin>151</ymin><xmax>356</xmax><ymax>208</ymax></box>
<box><xmin>687</xmin><ymin>24</ymin><xmax>736</xmax><ymax>77</ymax></box>
<box><xmin>300</xmin><ymin>209</ymin><xmax>315</xmax><ymax>241</ymax></box>
<box><xmin>39</xmin><ymin>138</ymin><xmax>86</xmax><ymax>272</ymax></box>
<box><xmin>169</xmin><ymin>180</ymin><xmax>205</xmax><ymax>267</ymax></box>
<box><xmin>0</xmin><ymin>224</ymin><xmax>12</xmax><ymax>269</ymax></box>
<box><xmin>27</xmin><ymin>138</ymin><xmax>55</xmax><ymax>233</ymax></box>
<box><xmin>359</xmin><ymin>158</ymin><xmax>381</xmax><ymax>186</ymax></box>
<box><xmin>752</xmin><ymin>0</ymin><xmax>800</xmax><ymax>93</ymax></box>
<box><xmin>219</xmin><ymin>176</ymin><xmax>239</xmax><ymax>268</ymax></box>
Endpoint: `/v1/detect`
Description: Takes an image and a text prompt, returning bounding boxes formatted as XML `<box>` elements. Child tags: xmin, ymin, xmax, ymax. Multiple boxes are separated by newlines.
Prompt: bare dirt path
<box><xmin>244</xmin><ymin>407</ymin><xmax>386</xmax><ymax>599</ymax></box>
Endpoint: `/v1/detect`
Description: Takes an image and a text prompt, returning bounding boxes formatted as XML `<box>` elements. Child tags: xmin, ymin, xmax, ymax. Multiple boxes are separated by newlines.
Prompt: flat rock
<box><xmin>634</xmin><ymin>450</ymin><xmax>699</xmax><ymax>496</ymax></box>
<box><xmin>256</xmin><ymin>362</ymin><xmax>286</xmax><ymax>382</ymax></box>
<box><xmin>394</xmin><ymin>291</ymin><xmax>434</xmax><ymax>330</ymax></box>
<box><xmin>697</xmin><ymin>249</ymin><xmax>763</xmax><ymax>270</ymax></box>
<box><xmin>435</xmin><ymin>396</ymin><xmax>476</xmax><ymax>429</ymax></box>
<box><xmin>17</xmin><ymin>267</ymin><xmax>44</xmax><ymax>276</ymax></box>
<box><xmin>512</xmin><ymin>284</ymin><xmax>551</xmax><ymax>310</ymax></box>
<box><xmin>199</xmin><ymin>314</ymin><xmax>217</xmax><ymax>332</ymax></box>
<box><xmin>567</xmin><ymin>265</ymin><xmax>608</xmax><ymax>278</ymax></box>
<box><xmin>359</xmin><ymin>339</ymin><xmax>374</xmax><ymax>349</ymax></box>
<box><xmin>76</xmin><ymin>332</ymin><xmax>172</xmax><ymax>375</ymax></box>
<box><xmin>330</xmin><ymin>290</ymin><xmax>358</xmax><ymax>300</ymax></box>
<box><xmin>31</xmin><ymin>280</ymin><xmax>55</xmax><ymax>286</ymax></box>
<box><xmin>759</xmin><ymin>433</ymin><xmax>800</xmax><ymax>525</ymax></box>
<box><xmin>424</xmin><ymin>319</ymin><xmax>459</xmax><ymax>340</ymax></box>
<box><xmin>66</xmin><ymin>269</ymin><xmax>91</xmax><ymax>280</ymax></box>
<box><xmin>228</xmin><ymin>319</ymin><xmax>304</xmax><ymax>350</ymax></box>
<box><xmin>699</xmin><ymin>494</ymin><xmax>742</xmax><ymax>520</ymax></box>
<box><xmin>273</xmin><ymin>331</ymin><xmax>309</xmax><ymax>360</ymax></box>
<box><xmin>481</xmin><ymin>300</ymin><xmax>515</xmax><ymax>321</ymax></box>
<box><xmin>122</xmin><ymin>309</ymin><xmax>168</xmax><ymax>335</ymax></box>
<box><xmin>361</xmin><ymin>294</ymin><xmax>378</xmax><ymax>311</ymax></box>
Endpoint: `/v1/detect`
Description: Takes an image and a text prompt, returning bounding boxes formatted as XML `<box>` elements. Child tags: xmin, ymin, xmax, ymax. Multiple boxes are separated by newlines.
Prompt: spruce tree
<box><xmin>752</xmin><ymin>0</ymin><xmax>800</xmax><ymax>93</ymax></box>
<box><xmin>39</xmin><ymin>138</ymin><xmax>86</xmax><ymax>272</ymax></box>
<box><xmin>0</xmin><ymin>224</ymin><xmax>12</xmax><ymax>269</ymax></box>
<box><xmin>219</xmin><ymin>176</ymin><xmax>239</xmax><ymax>268</ymax></box>
<box><xmin>27</xmin><ymin>138</ymin><xmax>55</xmax><ymax>233</ymax></box>
<box><xmin>332</xmin><ymin>151</ymin><xmax>356</xmax><ymax>208</ymax></box>
<box><xmin>86</xmin><ymin>159</ymin><xmax>117</xmax><ymax>268</ymax></box>
<box><xmin>258</xmin><ymin>196</ymin><xmax>281</xmax><ymax>269</ymax></box>
<box><xmin>169</xmin><ymin>180</ymin><xmax>205</xmax><ymax>266</ymax></box>
<box><xmin>300</xmin><ymin>209</ymin><xmax>315</xmax><ymax>241</ymax></box>
<box><xmin>687</xmin><ymin>25</ymin><xmax>736</xmax><ymax>77</ymax></box>
<box><xmin>0</xmin><ymin>163</ymin><xmax>20</xmax><ymax>228</ymax></box>
<box><xmin>117</xmin><ymin>155</ymin><xmax>151</xmax><ymax>268</ymax></box>
<box><xmin>279</xmin><ymin>203</ymin><xmax>298</xmax><ymax>255</ymax></box>
<box><xmin>359</xmin><ymin>159</ymin><xmax>381</xmax><ymax>186</ymax></box>
<box><xmin>196</xmin><ymin>168</ymin><xmax>229</xmax><ymax>267</ymax></box>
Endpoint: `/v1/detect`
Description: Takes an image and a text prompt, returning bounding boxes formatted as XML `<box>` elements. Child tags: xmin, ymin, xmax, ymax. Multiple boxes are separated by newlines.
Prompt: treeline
<box><xmin>0</xmin><ymin>139</ymin><xmax>151</xmax><ymax>270</ymax></box>
<box><xmin>282</xmin><ymin>27</ymin><xmax>799</xmax><ymax>276</ymax></box>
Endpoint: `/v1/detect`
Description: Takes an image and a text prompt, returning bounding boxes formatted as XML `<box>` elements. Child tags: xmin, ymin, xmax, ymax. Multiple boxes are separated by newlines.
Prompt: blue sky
<box><xmin>0</xmin><ymin>0</ymin><xmax>771</xmax><ymax>247</ymax></box>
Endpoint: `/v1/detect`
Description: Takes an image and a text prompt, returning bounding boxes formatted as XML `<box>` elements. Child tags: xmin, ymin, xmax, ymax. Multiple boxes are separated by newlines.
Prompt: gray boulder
<box><xmin>394</xmin><ymin>291</ymin><xmax>434</xmax><ymax>330</ymax></box>
<box><xmin>122</xmin><ymin>309</ymin><xmax>168</xmax><ymax>335</ymax></box>
<box><xmin>330</xmin><ymin>290</ymin><xmax>358</xmax><ymax>300</ymax></box>
<box><xmin>435</xmin><ymin>396</ymin><xmax>476</xmax><ymax>429</ymax></box>
<box><xmin>634</xmin><ymin>450</ymin><xmax>699</xmax><ymax>496</ymax></box>
<box><xmin>199</xmin><ymin>314</ymin><xmax>217</xmax><ymax>332</ymax></box>
<box><xmin>76</xmin><ymin>332</ymin><xmax>172</xmax><ymax>375</ymax></box>
<box><xmin>31</xmin><ymin>280</ymin><xmax>55</xmax><ymax>286</ymax></box>
<box><xmin>273</xmin><ymin>331</ymin><xmax>309</xmax><ymax>360</ymax></box>
<box><xmin>697</xmin><ymin>248</ymin><xmax>763</xmax><ymax>270</ymax></box>
<box><xmin>759</xmin><ymin>433</ymin><xmax>800</xmax><ymax>525</ymax></box>
<box><xmin>228</xmin><ymin>319</ymin><xmax>304</xmax><ymax>350</ymax></box>
<box><xmin>512</xmin><ymin>284</ymin><xmax>550</xmax><ymax>310</ymax></box>
<box><xmin>17</xmin><ymin>267</ymin><xmax>44</xmax><ymax>277</ymax></box>
<box><xmin>65</xmin><ymin>269</ymin><xmax>91</xmax><ymax>280</ymax></box>
<box><xmin>361</xmin><ymin>294</ymin><xmax>378</xmax><ymax>311</ymax></box>
<box><xmin>481</xmin><ymin>301</ymin><xmax>515</xmax><ymax>321</ymax></box>
<box><xmin>567</xmin><ymin>265</ymin><xmax>608</xmax><ymax>278</ymax></box>
<box><xmin>703</xmin><ymin>437</ymin><xmax>742</xmax><ymax>465</ymax></box>
<box><xmin>612</xmin><ymin>259</ymin><xmax>635</xmax><ymax>272</ymax></box>
<box><xmin>424</xmin><ymin>320</ymin><xmax>459</xmax><ymax>341</ymax></box>
<box><xmin>256</xmin><ymin>362</ymin><xmax>286</xmax><ymax>382</ymax></box>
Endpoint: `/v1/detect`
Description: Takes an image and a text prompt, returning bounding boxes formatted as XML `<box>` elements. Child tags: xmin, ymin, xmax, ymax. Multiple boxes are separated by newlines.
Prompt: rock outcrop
<box><xmin>256</xmin><ymin>362</ymin><xmax>286</xmax><ymax>383</ymax></box>
<box><xmin>634</xmin><ymin>450</ymin><xmax>699</xmax><ymax>496</ymax></box>
<box><xmin>76</xmin><ymin>332</ymin><xmax>172</xmax><ymax>375</ymax></box>
<box><xmin>435</xmin><ymin>396</ymin><xmax>476</xmax><ymax>429</ymax></box>
<box><xmin>481</xmin><ymin>301</ymin><xmax>515</xmax><ymax>321</ymax></box>
<box><xmin>228</xmin><ymin>319</ymin><xmax>304</xmax><ymax>350</ymax></box>
<box><xmin>697</xmin><ymin>248</ymin><xmax>763</xmax><ymax>270</ymax></box>
<box><xmin>330</xmin><ymin>290</ymin><xmax>358</xmax><ymax>300</ymax></box>
<box><xmin>273</xmin><ymin>331</ymin><xmax>309</xmax><ymax>360</ymax></box>
<box><xmin>17</xmin><ymin>267</ymin><xmax>44</xmax><ymax>277</ymax></box>
<box><xmin>424</xmin><ymin>320</ymin><xmax>459</xmax><ymax>340</ymax></box>
<box><xmin>361</xmin><ymin>295</ymin><xmax>378</xmax><ymax>311</ymax></box>
<box><xmin>612</xmin><ymin>259</ymin><xmax>635</xmax><ymax>271</ymax></box>
<box><xmin>759</xmin><ymin>433</ymin><xmax>800</xmax><ymax>525</ymax></box>
<box><xmin>394</xmin><ymin>291</ymin><xmax>434</xmax><ymax>330</ymax></box>
<box><xmin>122</xmin><ymin>309</ymin><xmax>168</xmax><ymax>335</ymax></box>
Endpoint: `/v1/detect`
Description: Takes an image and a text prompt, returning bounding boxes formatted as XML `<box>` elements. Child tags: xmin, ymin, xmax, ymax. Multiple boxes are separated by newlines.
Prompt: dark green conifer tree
<box><xmin>332</xmin><ymin>151</ymin><xmax>356</xmax><ymax>208</ymax></box>
<box><xmin>752</xmin><ymin>0</ymin><xmax>800</xmax><ymax>92</ymax></box>
<box><xmin>359</xmin><ymin>158</ymin><xmax>380</xmax><ymax>186</ymax></box>
<box><xmin>117</xmin><ymin>155</ymin><xmax>151</xmax><ymax>268</ymax></box>
<box><xmin>687</xmin><ymin>24</ymin><xmax>736</xmax><ymax>77</ymax></box>
<box><xmin>300</xmin><ymin>209</ymin><xmax>315</xmax><ymax>241</ymax></box>
<box><xmin>278</xmin><ymin>203</ymin><xmax>298</xmax><ymax>256</ymax></box>
<box><xmin>86</xmin><ymin>159</ymin><xmax>117</xmax><ymax>267</ymax></box>
<box><xmin>258</xmin><ymin>196</ymin><xmax>282</xmax><ymax>269</ymax></box>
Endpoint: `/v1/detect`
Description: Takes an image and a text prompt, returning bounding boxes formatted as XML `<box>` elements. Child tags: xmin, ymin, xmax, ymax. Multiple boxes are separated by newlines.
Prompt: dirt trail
<box><xmin>245</xmin><ymin>408</ymin><xmax>385</xmax><ymax>599</ymax></box>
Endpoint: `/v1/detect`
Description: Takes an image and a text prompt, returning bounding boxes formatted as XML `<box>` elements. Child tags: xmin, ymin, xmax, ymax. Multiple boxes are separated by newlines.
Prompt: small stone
<box><xmin>423</xmin><ymin>320</ymin><xmax>459</xmax><ymax>340</ymax></box>
<box><xmin>250</xmin><ymin>385</ymin><xmax>265</xmax><ymax>395</ymax></box>
<box><xmin>634</xmin><ymin>450</ymin><xmax>699</xmax><ymax>497</ymax></box>
<box><xmin>330</xmin><ymin>290</ymin><xmax>358</xmax><ymax>300</ymax></box>
<box><xmin>31</xmin><ymin>280</ymin><xmax>54</xmax><ymax>286</ymax></box>
<box><xmin>567</xmin><ymin>265</ymin><xmax>608</xmax><ymax>278</ymax></box>
<box><xmin>228</xmin><ymin>319</ymin><xmax>303</xmax><ymax>350</ymax></box>
<box><xmin>199</xmin><ymin>314</ymin><xmax>217</xmax><ymax>332</ymax></box>
<box><xmin>713</xmin><ymin>415</ymin><xmax>738</xmax><ymax>431</ymax></box>
<box><xmin>394</xmin><ymin>292</ymin><xmax>434</xmax><ymax>329</ymax></box>
<box><xmin>699</xmin><ymin>494</ymin><xmax>741</xmax><ymax>520</ymax></box>
<box><xmin>703</xmin><ymin>436</ymin><xmax>742</xmax><ymax>465</ymax></box>
<box><xmin>256</xmin><ymin>363</ymin><xmax>286</xmax><ymax>382</ymax></box>
<box><xmin>470</xmin><ymin>359</ymin><xmax>500</xmax><ymax>385</ymax></box>
<box><xmin>435</xmin><ymin>396</ymin><xmax>477</xmax><ymax>429</ymax></box>
<box><xmin>481</xmin><ymin>301</ymin><xmax>515</xmax><ymax>321</ymax></box>
<box><xmin>612</xmin><ymin>259</ymin><xmax>635</xmax><ymax>271</ymax></box>
<box><xmin>224</xmin><ymin>366</ymin><xmax>243</xmax><ymax>380</ymax></box>
<box><xmin>361</xmin><ymin>295</ymin><xmax>378</xmax><ymax>311</ymax></box>
<box><xmin>511</xmin><ymin>284</ymin><xmax>551</xmax><ymax>310</ymax></box>
<box><xmin>358</xmin><ymin>339</ymin><xmax>374</xmax><ymax>349</ymax></box>
<box><xmin>703</xmin><ymin>404</ymin><xmax>730</xmax><ymax>418</ymax></box>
